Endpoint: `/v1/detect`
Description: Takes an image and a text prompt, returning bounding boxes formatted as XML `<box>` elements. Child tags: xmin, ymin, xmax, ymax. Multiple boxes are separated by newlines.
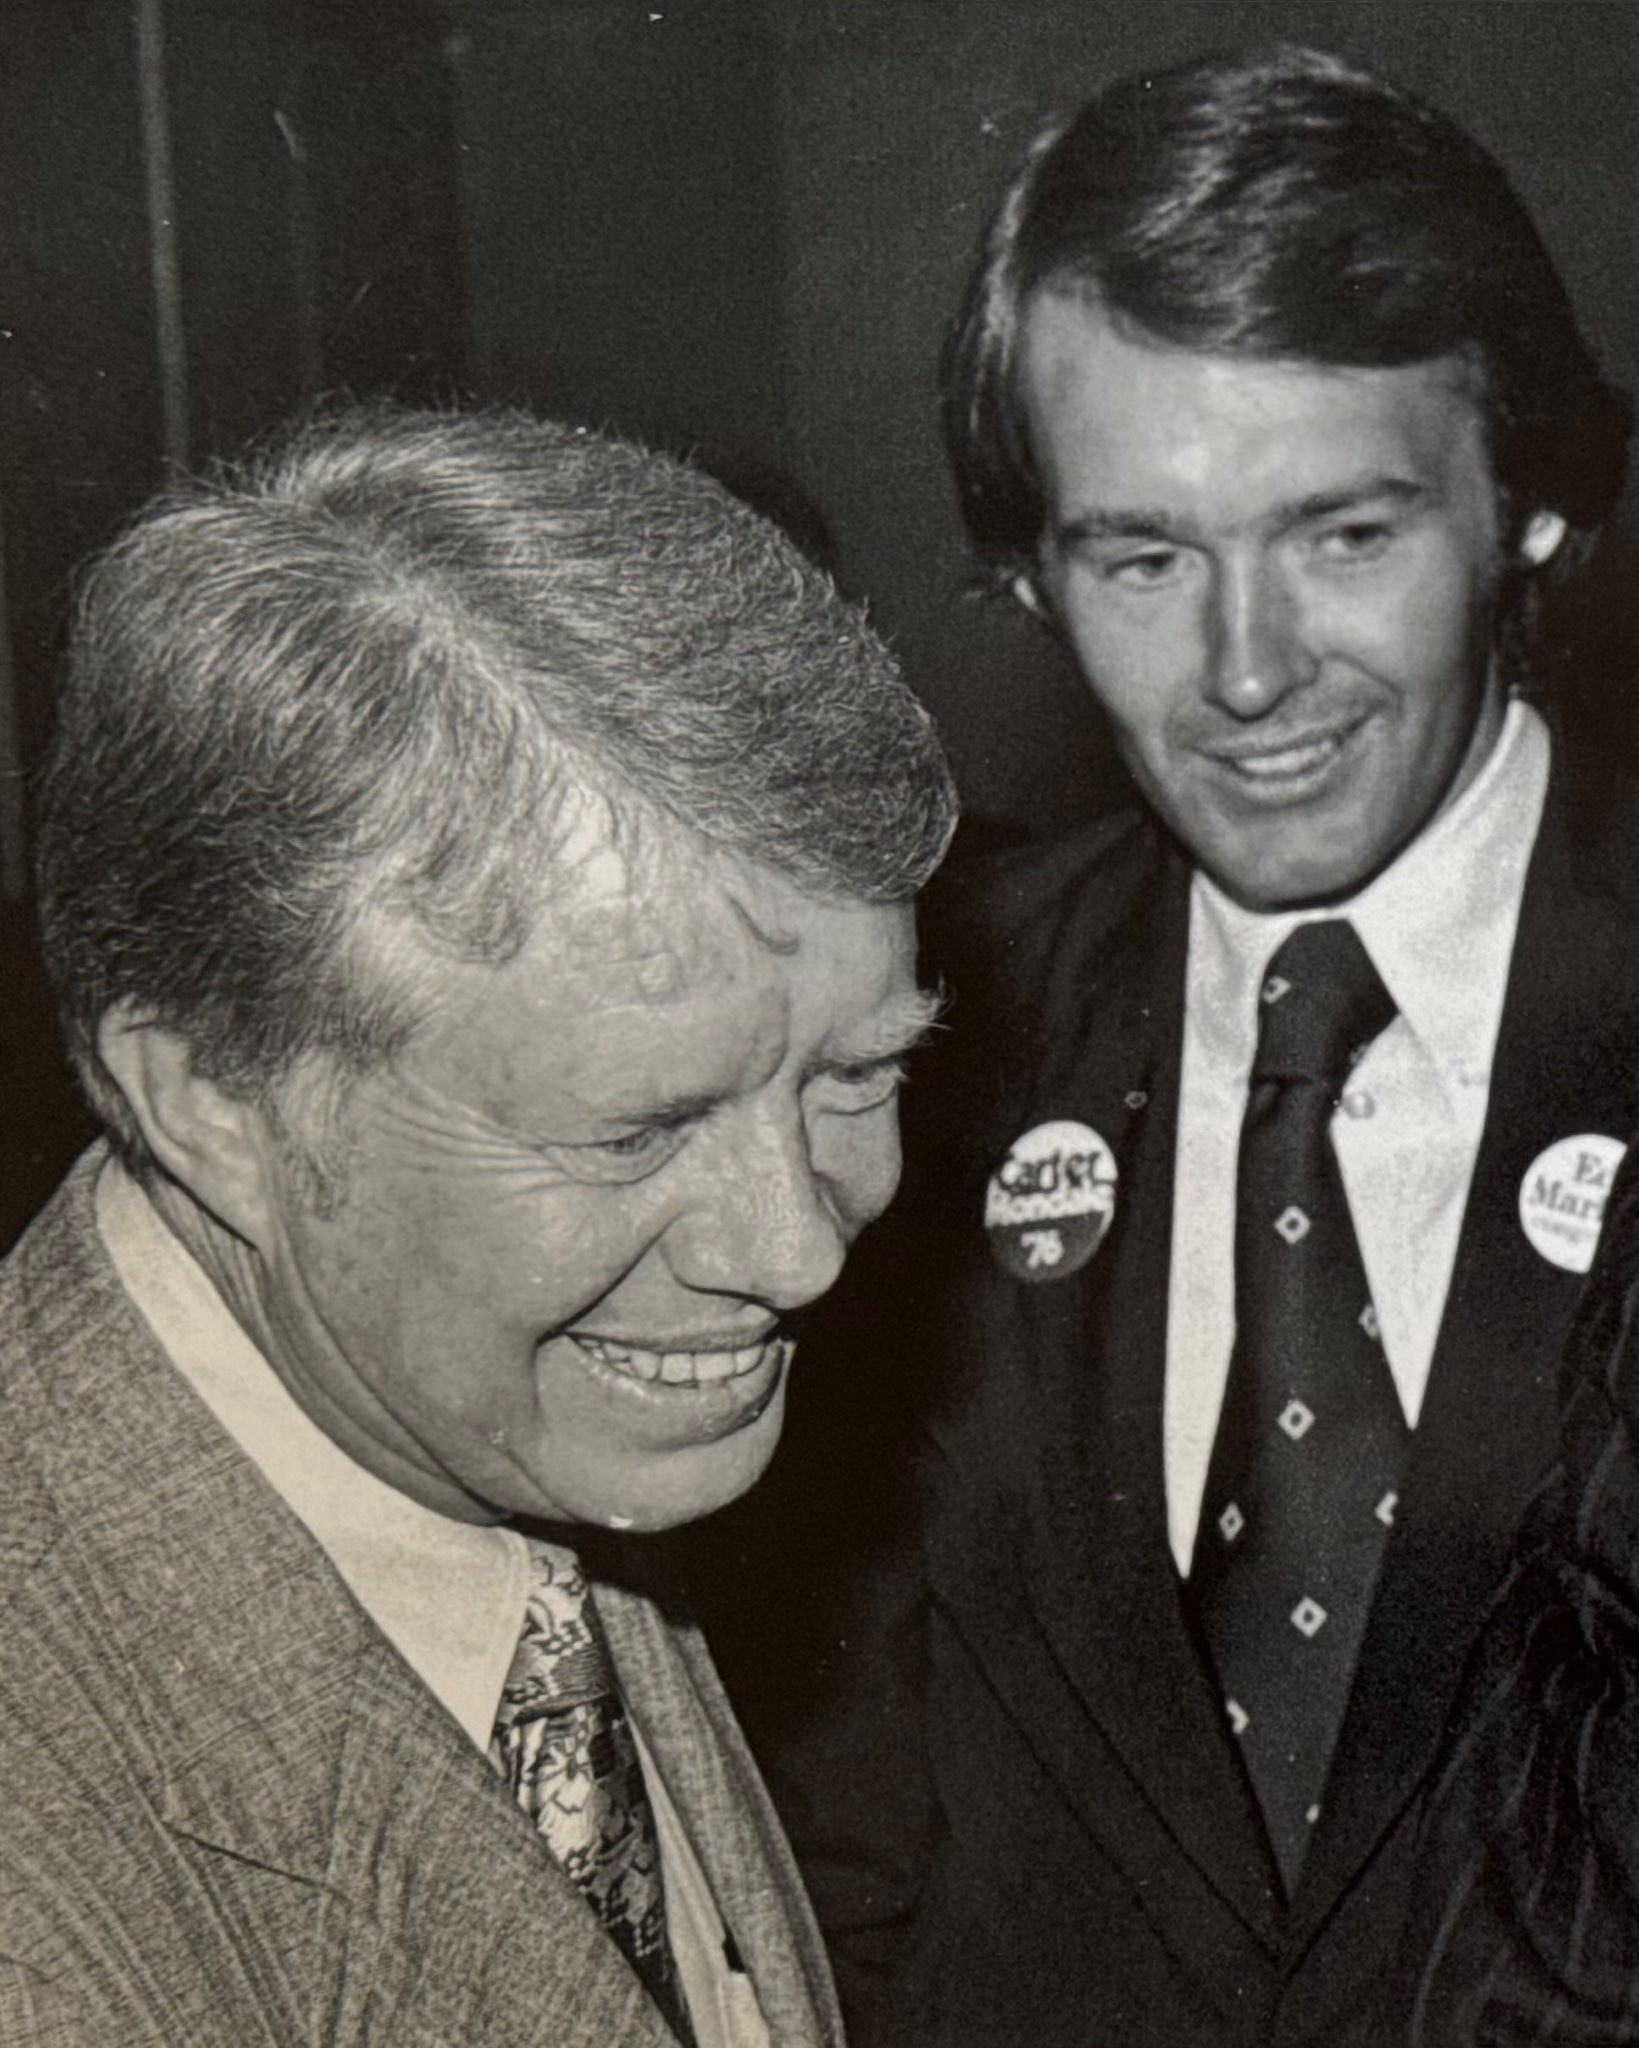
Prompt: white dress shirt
<box><xmin>1165</xmin><ymin>698</ymin><xmax>1551</xmax><ymax>1576</ymax></box>
<box><xmin>95</xmin><ymin>1157</ymin><xmax>768</xmax><ymax>2048</ymax></box>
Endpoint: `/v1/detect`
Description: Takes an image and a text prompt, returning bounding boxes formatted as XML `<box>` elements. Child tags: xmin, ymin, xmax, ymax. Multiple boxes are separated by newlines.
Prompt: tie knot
<box><xmin>494</xmin><ymin>1538</ymin><xmax>618</xmax><ymax>1735</ymax></box>
<box><xmin>1253</xmin><ymin>919</ymin><xmax>1396</xmax><ymax>1089</ymax></box>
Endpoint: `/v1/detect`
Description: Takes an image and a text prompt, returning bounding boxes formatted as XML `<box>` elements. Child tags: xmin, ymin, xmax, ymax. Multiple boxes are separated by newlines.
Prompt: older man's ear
<box><xmin>96</xmin><ymin>1008</ymin><xmax>278</xmax><ymax>1247</ymax></box>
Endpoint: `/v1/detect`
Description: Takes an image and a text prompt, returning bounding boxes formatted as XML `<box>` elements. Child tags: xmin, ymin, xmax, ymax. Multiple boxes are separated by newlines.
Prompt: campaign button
<box><xmin>1518</xmin><ymin>1132</ymin><xmax>1628</xmax><ymax>1274</ymax></box>
<box><xmin>985</xmin><ymin>1119</ymin><xmax>1117</xmax><ymax>1282</ymax></box>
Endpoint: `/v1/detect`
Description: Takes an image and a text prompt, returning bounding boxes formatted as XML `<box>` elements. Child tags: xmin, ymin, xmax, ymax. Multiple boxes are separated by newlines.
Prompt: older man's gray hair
<box><xmin>37</xmin><ymin>404</ymin><xmax>957</xmax><ymax>1171</ymax></box>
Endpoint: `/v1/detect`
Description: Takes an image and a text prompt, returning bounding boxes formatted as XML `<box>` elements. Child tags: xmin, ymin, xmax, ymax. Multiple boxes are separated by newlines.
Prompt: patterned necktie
<box><xmin>1191</xmin><ymin>918</ymin><xmax>1406</xmax><ymax>1896</ymax></box>
<box><xmin>491</xmin><ymin>1540</ymin><xmax>695</xmax><ymax>2044</ymax></box>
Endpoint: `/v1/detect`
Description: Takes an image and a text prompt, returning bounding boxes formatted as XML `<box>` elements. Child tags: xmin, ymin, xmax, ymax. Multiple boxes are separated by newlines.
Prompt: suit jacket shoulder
<box><xmin>909</xmin><ymin>803</ymin><xmax>1182</xmax><ymax>1184</ymax></box>
<box><xmin>923</xmin><ymin>804</ymin><xmax>1165</xmax><ymax>1031</ymax></box>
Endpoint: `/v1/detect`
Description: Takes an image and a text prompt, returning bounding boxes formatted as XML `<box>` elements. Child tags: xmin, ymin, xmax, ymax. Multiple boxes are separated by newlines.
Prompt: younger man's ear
<box><xmin>96</xmin><ymin>1008</ymin><xmax>277</xmax><ymax>1246</ymax></box>
<box><xmin>1009</xmin><ymin>570</ymin><xmax>1048</xmax><ymax>618</ymax></box>
<box><xmin>1519</xmin><ymin>509</ymin><xmax>1568</xmax><ymax>568</ymax></box>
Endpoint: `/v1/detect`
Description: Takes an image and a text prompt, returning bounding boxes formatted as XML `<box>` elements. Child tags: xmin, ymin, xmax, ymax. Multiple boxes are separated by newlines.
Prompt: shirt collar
<box><xmin>1190</xmin><ymin>698</ymin><xmax>1550</xmax><ymax>1099</ymax></box>
<box><xmin>95</xmin><ymin>1157</ymin><xmax>530</xmax><ymax>1751</ymax></box>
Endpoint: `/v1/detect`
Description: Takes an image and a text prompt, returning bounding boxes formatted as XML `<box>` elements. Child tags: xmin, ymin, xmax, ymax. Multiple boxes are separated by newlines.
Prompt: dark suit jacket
<box><xmin>0</xmin><ymin>1153</ymin><xmax>843</xmax><ymax>2048</ymax></box>
<box><xmin>1388</xmin><ymin>1139</ymin><xmax>1639</xmax><ymax>2044</ymax></box>
<box><xmin>723</xmin><ymin>736</ymin><xmax>1639</xmax><ymax>2048</ymax></box>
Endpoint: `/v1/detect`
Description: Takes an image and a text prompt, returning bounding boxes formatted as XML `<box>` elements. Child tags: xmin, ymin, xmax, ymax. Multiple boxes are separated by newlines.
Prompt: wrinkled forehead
<box><xmin>539</xmin><ymin>792</ymin><xmax>786</xmax><ymax>1002</ymax></box>
<box><xmin>354</xmin><ymin>780</ymin><xmax>852</xmax><ymax>1061</ymax></box>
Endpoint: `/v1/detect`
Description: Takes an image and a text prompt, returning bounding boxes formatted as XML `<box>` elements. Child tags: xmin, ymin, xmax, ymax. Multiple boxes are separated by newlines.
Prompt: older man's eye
<box><xmin>552</xmin><ymin>1120</ymin><xmax>695</xmax><ymax>1184</ymax></box>
<box><xmin>815</xmin><ymin>1060</ymin><xmax>906</xmax><ymax>1114</ymax></box>
<box><xmin>599</xmin><ymin>1128</ymin><xmax>669</xmax><ymax>1157</ymax></box>
<box><xmin>599</xmin><ymin>1116</ymin><xmax>700</xmax><ymax>1159</ymax></box>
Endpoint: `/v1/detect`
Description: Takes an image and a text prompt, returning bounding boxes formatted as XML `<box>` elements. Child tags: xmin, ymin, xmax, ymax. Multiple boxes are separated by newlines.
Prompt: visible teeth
<box><xmin>694</xmin><ymin>1344</ymin><xmax>767</xmax><ymax>1385</ymax></box>
<box><xmin>570</xmin><ymin>1334</ymin><xmax>786</xmax><ymax>1389</ymax></box>
<box><xmin>1231</xmin><ymin>735</ymin><xmax>1343</xmax><ymax>779</ymax></box>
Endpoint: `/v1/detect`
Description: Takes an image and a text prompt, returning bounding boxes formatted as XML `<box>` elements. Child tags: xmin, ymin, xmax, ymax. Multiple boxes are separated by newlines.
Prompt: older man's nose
<box><xmin>673</xmin><ymin>1116</ymin><xmax>849</xmax><ymax>1311</ymax></box>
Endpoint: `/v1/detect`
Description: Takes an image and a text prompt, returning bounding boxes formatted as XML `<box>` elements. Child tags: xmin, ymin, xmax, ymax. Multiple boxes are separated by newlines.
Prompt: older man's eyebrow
<box><xmin>815</xmin><ymin>986</ymin><xmax>947</xmax><ymax>1073</ymax></box>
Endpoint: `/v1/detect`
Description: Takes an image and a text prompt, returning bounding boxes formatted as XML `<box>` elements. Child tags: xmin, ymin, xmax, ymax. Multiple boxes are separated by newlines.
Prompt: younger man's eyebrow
<box><xmin>1054</xmin><ymin>507</ymin><xmax>1182</xmax><ymax>550</ymax></box>
<box><xmin>1054</xmin><ymin>476</ymin><xmax>1431</xmax><ymax>551</ymax></box>
<box><xmin>1280</xmin><ymin>476</ymin><xmax>1429</xmax><ymax>527</ymax></box>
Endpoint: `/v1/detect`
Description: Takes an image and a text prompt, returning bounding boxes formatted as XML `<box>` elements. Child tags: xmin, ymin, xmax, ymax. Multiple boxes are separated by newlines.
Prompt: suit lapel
<box><xmin>597</xmin><ymin>1578</ymin><xmax>840</xmax><ymax>2047</ymax></box>
<box><xmin>930</xmin><ymin>837</ymin><xmax>1285</xmax><ymax>1949</ymax></box>
<box><xmin>1297</xmin><ymin>745</ymin><xmax>1639</xmax><ymax>1931</ymax></box>
<box><xmin>318</xmin><ymin>1630</ymin><xmax>676</xmax><ymax>2047</ymax></box>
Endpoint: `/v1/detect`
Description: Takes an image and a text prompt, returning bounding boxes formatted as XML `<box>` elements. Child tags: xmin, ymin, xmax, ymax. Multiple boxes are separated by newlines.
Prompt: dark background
<box><xmin>4</xmin><ymin>0</ymin><xmax>1638</xmax><ymax>1247</ymax></box>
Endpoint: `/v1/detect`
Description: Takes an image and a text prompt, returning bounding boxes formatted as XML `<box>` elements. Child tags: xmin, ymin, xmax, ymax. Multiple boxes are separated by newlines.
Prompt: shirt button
<box><xmin>1341</xmin><ymin>1089</ymin><xmax>1375</xmax><ymax>1120</ymax></box>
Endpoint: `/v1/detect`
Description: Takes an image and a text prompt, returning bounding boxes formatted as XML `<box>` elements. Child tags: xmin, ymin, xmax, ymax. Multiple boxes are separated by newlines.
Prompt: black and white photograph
<box><xmin>3</xmin><ymin>6</ymin><xmax>1639</xmax><ymax>2043</ymax></box>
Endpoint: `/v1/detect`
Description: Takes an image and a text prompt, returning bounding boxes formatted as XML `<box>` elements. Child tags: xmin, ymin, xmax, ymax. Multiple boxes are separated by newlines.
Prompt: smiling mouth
<box><xmin>1209</xmin><ymin>715</ymin><xmax>1366</xmax><ymax>787</ymax></box>
<box><xmin>567</xmin><ymin>1332</ymin><xmax>789</xmax><ymax>1389</ymax></box>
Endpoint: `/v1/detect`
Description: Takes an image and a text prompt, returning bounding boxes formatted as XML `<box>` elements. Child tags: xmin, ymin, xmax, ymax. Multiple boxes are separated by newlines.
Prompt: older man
<box><xmin>0</xmin><ymin>405</ymin><xmax>955</xmax><ymax>2048</ymax></box>
<box><xmin>739</xmin><ymin>42</ymin><xmax>1637</xmax><ymax>2048</ymax></box>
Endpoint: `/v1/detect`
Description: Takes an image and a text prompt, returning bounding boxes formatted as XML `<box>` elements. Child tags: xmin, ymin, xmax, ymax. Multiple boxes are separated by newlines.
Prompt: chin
<box><xmin>646</xmin><ymin>1435</ymin><xmax>784</xmax><ymax>1529</ymax></box>
<box><xmin>1210</xmin><ymin>830</ymin><xmax>1394</xmax><ymax>912</ymax></box>
<box><xmin>574</xmin><ymin>1411</ymin><xmax>788</xmax><ymax>1534</ymax></box>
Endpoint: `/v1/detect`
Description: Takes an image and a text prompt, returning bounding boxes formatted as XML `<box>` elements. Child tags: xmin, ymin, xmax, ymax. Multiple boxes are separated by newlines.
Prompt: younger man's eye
<box><xmin>1107</xmin><ymin>548</ymin><xmax>1182</xmax><ymax>587</ymax></box>
<box><xmin>1316</xmin><ymin>520</ymin><xmax>1394</xmax><ymax>561</ymax></box>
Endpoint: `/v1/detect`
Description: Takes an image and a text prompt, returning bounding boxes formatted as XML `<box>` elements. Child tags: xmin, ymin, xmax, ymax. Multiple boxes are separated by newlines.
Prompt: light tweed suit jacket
<box><xmin>0</xmin><ymin>1151</ymin><xmax>842</xmax><ymax>2048</ymax></box>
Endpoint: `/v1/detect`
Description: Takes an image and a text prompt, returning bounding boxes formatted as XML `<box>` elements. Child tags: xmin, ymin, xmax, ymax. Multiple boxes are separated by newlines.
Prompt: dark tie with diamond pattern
<box><xmin>491</xmin><ymin>1540</ymin><xmax>696</xmax><ymax>2044</ymax></box>
<box><xmin>1191</xmin><ymin>918</ymin><xmax>1406</xmax><ymax>1896</ymax></box>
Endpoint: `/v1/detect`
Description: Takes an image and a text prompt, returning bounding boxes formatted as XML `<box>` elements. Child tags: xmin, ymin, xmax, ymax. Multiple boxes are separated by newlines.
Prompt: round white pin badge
<box><xmin>985</xmin><ymin>1119</ymin><xmax>1117</xmax><ymax>1282</ymax></box>
<box><xmin>1518</xmin><ymin>1132</ymin><xmax>1628</xmax><ymax>1274</ymax></box>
